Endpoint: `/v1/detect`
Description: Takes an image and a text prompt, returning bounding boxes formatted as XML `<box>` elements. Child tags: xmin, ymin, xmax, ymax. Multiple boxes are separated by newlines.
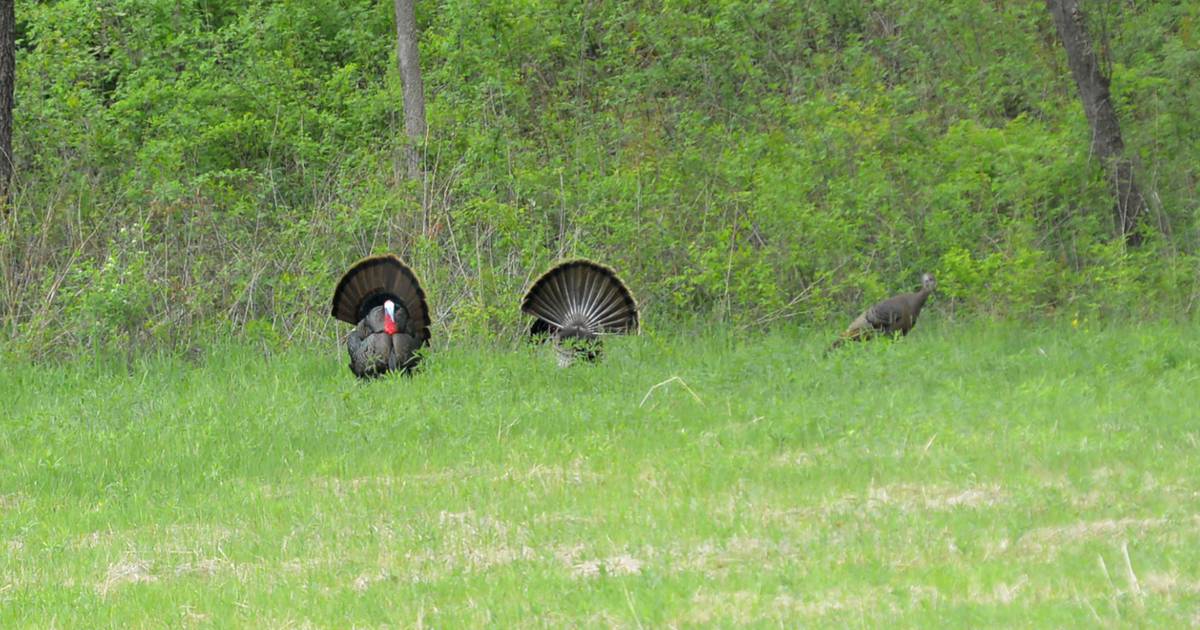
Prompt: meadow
<box><xmin>2</xmin><ymin>320</ymin><xmax>1199</xmax><ymax>627</ymax></box>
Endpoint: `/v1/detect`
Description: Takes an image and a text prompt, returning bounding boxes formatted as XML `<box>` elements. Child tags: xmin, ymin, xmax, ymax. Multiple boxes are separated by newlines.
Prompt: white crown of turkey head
<box><xmin>384</xmin><ymin>300</ymin><xmax>395</xmax><ymax>319</ymax></box>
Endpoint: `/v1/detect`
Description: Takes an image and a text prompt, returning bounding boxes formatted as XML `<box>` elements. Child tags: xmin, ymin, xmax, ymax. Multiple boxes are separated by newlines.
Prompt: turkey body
<box><xmin>331</xmin><ymin>255</ymin><xmax>430</xmax><ymax>378</ymax></box>
<box><xmin>829</xmin><ymin>273</ymin><xmax>936</xmax><ymax>352</ymax></box>
<box><xmin>521</xmin><ymin>259</ymin><xmax>638</xmax><ymax>367</ymax></box>
<box><xmin>345</xmin><ymin>304</ymin><xmax>424</xmax><ymax>377</ymax></box>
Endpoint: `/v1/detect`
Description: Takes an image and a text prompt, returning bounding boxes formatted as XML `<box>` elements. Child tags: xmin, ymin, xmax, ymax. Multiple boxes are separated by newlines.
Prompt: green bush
<box><xmin>3</xmin><ymin>0</ymin><xmax>1198</xmax><ymax>358</ymax></box>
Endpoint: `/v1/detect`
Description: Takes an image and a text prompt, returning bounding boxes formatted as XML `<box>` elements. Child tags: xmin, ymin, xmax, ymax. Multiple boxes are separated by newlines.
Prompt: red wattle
<box><xmin>384</xmin><ymin>314</ymin><xmax>397</xmax><ymax>335</ymax></box>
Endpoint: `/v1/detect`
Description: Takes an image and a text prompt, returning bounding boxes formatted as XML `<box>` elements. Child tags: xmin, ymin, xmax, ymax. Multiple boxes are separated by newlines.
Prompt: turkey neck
<box><xmin>911</xmin><ymin>285</ymin><xmax>934</xmax><ymax>311</ymax></box>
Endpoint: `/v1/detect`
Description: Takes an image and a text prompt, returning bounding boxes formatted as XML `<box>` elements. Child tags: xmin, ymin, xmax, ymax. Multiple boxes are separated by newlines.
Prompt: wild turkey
<box><xmin>828</xmin><ymin>272</ymin><xmax>936</xmax><ymax>353</ymax></box>
<box><xmin>521</xmin><ymin>259</ymin><xmax>638</xmax><ymax>367</ymax></box>
<box><xmin>331</xmin><ymin>255</ymin><xmax>430</xmax><ymax>378</ymax></box>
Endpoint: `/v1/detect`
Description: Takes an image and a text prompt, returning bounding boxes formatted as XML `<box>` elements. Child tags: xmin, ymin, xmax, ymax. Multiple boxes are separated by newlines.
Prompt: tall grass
<box><xmin>2</xmin><ymin>321</ymin><xmax>1198</xmax><ymax>626</ymax></box>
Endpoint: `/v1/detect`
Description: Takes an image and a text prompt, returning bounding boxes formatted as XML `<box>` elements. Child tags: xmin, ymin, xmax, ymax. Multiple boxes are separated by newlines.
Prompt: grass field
<box><xmin>2</xmin><ymin>321</ymin><xmax>1199</xmax><ymax>627</ymax></box>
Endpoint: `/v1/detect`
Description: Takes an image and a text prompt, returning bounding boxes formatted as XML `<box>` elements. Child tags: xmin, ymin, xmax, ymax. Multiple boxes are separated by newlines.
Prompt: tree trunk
<box><xmin>393</xmin><ymin>0</ymin><xmax>426</xmax><ymax>181</ymax></box>
<box><xmin>1046</xmin><ymin>0</ymin><xmax>1147</xmax><ymax>247</ymax></box>
<box><xmin>0</xmin><ymin>0</ymin><xmax>14</xmax><ymax>208</ymax></box>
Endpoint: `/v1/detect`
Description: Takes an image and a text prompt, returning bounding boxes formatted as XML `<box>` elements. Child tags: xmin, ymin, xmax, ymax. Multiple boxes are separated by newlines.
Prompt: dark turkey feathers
<box><xmin>522</xmin><ymin>259</ymin><xmax>638</xmax><ymax>365</ymax></box>
<box><xmin>828</xmin><ymin>273</ymin><xmax>936</xmax><ymax>353</ymax></box>
<box><xmin>331</xmin><ymin>255</ymin><xmax>429</xmax><ymax>333</ymax></box>
<box><xmin>331</xmin><ymin>255</ymin><xmax>430</xmax><ymax>378</ymax></box>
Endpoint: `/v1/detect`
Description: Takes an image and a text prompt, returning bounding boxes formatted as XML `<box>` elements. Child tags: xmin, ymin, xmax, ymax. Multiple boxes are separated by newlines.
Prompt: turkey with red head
<box><xmin>331</xmin><ymin>255</ymin><xmax>430</xmax><ymax>378</ymax></box>
<box><xmin>521</xmin><ymin>259</ymin><xmax>638</xmax><ymax>367</ymax></box>
<box><xmin>828</xmin><ymin>272</ymin><xmax>936</xmax><ymax>353</ymax></box>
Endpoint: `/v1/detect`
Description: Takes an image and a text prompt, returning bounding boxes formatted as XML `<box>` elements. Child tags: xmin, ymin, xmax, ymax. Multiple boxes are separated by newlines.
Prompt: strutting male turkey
<box><xmin>331</xmin><ymin>255</ymin><xmax>430</xmax><ymax>378</ymax></box>
<box><xmin>828</xmin><ymin>272</ymin><xmax>937</xmax><ymax>353</ymax></box>
<box><xmin>521</xmin><ymin>259</ymin><xmax>638</xmax><ymax>367</ymax></box>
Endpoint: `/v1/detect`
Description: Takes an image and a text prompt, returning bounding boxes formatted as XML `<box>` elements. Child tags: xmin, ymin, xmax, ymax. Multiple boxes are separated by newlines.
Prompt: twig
<box><xmin>919</xmin><ymin>434</ymin><xmax>937</xmax><ymax>461</ymax></box>
<box><xmin>639</xmin><ymin>376</ymin><xmax>703</xmax><ymax>407</ymax></box>
<box><xmin>1097</xmin><ymin>553</ymin><xmax>1122</xmax><ymax>619</ymax></box>
<box><xmin>621</xmin><ymin>582</ymin><xmax>646</xmax><ymax>630</ymax></box>
<box><xmin>497</xmin><ymin>416</ymin><xmax>521</xmax><ymax>442</ymax></box>
<box><xmin>1073</xmin><ymin>584</ymin><xmax>1105</xmax><ymax>624</ymax></box>
<box><xmin>1121</xmin><ymin>541</ymin><xmax>1142</xmax><ymax>604</ymax></box>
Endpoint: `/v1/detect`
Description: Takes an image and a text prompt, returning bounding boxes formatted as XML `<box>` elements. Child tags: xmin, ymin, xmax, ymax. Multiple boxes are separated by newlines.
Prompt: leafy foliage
<box><xmin>2</xmin><ymin>0</ymin><xmax>1197</xmax><ymax>355</ymax></box>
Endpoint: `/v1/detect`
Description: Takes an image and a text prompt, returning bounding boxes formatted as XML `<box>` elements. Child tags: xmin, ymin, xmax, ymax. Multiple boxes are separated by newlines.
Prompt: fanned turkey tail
<box><xmin>332</xmin><ymin>255</ymin><xmax>430</xmax><ymax>334</ymax></box>
<box><xmin>521</xmin><ymin>259</ymin><xmax>638</xmax><ymax>365</ymax></box>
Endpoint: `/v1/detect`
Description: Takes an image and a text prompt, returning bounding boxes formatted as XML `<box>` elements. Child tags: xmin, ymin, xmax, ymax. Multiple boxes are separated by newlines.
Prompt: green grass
<box><xmin>2</xmin><ymin>321</ymin><xmax>1199</xmax><ymax>627</ymax></box>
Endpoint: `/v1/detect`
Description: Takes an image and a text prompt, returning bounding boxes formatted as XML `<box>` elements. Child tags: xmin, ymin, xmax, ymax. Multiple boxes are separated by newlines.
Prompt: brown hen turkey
<box><xmin>828</xmin><ymin>273</ymin><xmax>936</xmax><ymax>353</ymax></box>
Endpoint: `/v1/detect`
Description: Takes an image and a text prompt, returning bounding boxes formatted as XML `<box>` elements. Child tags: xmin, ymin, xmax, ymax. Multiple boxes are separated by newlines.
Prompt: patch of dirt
<box><xmin>280</xmin><ymin>558</ymin><xmax>326</xmax><ymax>575</ymax></box>
<box><xmin>571</xmin><ymin>554</ymin><xmax>643</xmax><ymax>579</ymax></box>
<box><xmin>303</xmin><ymin>470</ymin><xmax>476</xmax><ymax>498</ymax></box>
<box><xmin>680</xmin><ymin>590</ymin><xmax>761</xmax><ymax>625</ymax></box>
<box><xmin>179</xmin><ymin>606</ymin><xmax>210</xmax><ymax>625</ymax></box>
<box><xmin>739</xmin><ymin>483</ymin><xmax>1006</xmax><ymax>527</ymax></box>
<box><xmin>679</xmin><ymin>578</ymin><xmax>1091</xmax><ymax>624</ymax></box>
<box><xmin>1016</xmin><ymin>517</ymin><xmax>1172</xmax><ymax>554</ymax></box>
<box><xmin>78</xmin><ymin>523</ymin><xmax>236</xmax><ymax>552</ymax></box>
<box><xmin>1143</xmin><ymin>571</ymin><xmax>1200</xmax><ymax>595</ymax></box>
<box><xmin>0</xmin><ymin>492</ymin><xmax>29</xmax><ymax>513</ymax></box>
<box><xmin>78</xmin><ymin>530</ymin><xmax>113</xmax><ymax>549</ymax></box>
<box><xmin>865</xmin><ymin>483</ymin><xmax>1006</xmax><ymax>511</ymax></box>
<box><xmin>667</xmin><ymin>536</ymin><xmax>798</xmax><ymax>578</ymax></box>
<box><xmin>392</xmin><ymin>542</ymin><xmax>538</xmax><ymax>582</ymax></box>
<box><xmin>98</xmin><ymin>558</ymin><xmax>156</xmax><ymax>594</ymax></box>
<box><xmin>437</xmin><ymin>509</ymin><xmax>518</xmax><ymax>539</ymax></box>
<box><xmin>173</xmin><ymin>558</ymin><xmax>239</xmax><ymax>579</ymax></box>
<box><xmin>378</xmin><ymin>510</ymin><xmax>539</xmax><ymax>578</ymax></box>
<box><xmin>313</xmin><ymin>475</ymin><xmax>402</xmax><ymax>498</ymax></box>
<box><xmin>768</xmin><ymin>448</ymin><xmax>825</xmax><ymax>468</ymax></box>
<box><xmin>990</xmin><ymin>575</ymin><xmax>1029</xmax><ymax>604</ymax></box>
<box><xmin>493</xmin><ymin>460</ymin><xmax>599</xmax><ymax>485</ymax></box>
<box><xmin>532</xmin><ymin>512</ymin><xmax>600</xmax><ymax>526</ymax></box>
<box><xmin>679</xmin><ymin>588</ymin><xmax>894</xmax><ymax>625</ymax></box>
<box><xmin>352</xmin><ymin>571</ymin><xmax>390</xmax><ymax>592</ymax></box>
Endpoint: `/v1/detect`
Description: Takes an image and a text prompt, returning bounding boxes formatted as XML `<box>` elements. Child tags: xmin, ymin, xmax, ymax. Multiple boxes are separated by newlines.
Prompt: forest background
<box><xmin>1</xmin><ymin>0</ymin><xmax>1197</xmax><ymax>358</ymax></box>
